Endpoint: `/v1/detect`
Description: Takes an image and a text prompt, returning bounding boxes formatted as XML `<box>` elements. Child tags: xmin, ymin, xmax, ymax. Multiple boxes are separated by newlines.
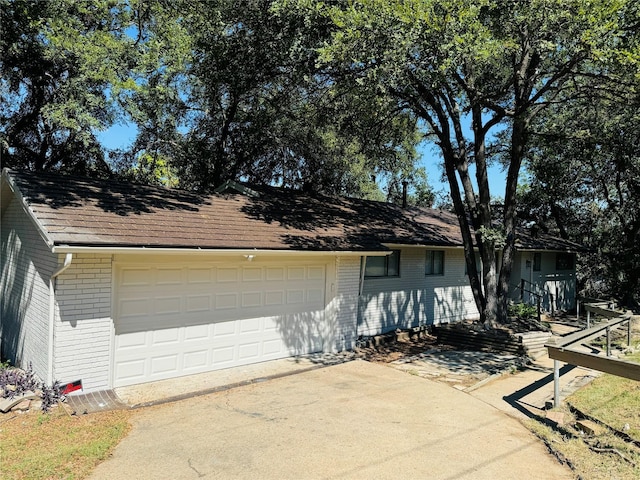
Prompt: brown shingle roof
<box><xmin>2</xmin><ymin>169</ymin><xmax>583</xmax><ymax>253</ymax></box>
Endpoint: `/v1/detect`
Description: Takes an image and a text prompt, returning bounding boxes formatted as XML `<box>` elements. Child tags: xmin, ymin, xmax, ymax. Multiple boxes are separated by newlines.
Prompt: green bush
<box><xmin>508</xmin><ymin>302</ymin><xmax>538</xmax><ymax>319</ymax></box>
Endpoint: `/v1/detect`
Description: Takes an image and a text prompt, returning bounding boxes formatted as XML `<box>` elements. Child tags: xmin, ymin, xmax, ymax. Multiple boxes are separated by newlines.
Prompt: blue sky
<box><xmin>419</xmin><ymin>145</ymin><xmax>508</xmax><ymax>203</ymax></box>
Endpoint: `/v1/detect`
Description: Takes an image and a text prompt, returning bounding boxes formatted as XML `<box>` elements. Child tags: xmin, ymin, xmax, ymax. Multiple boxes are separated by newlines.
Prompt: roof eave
<box><xmin>51</xmin><ymin>245</ymin><xmax>392</xmax><ymax>257</ymax></box>
<box><xmin>1</xmin><ymin>169</ymin><xmax>56</xmax><ymax>250</ymax></box>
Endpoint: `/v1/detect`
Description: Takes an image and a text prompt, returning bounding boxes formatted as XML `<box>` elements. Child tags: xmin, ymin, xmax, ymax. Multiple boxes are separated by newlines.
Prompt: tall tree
<box><xmin>303</xmin><ymin>0</ymin><xmax>633</xmax><ymax>325</ymax></box>
<box><xmin>521</xmin><ymin>80</ymin><xmax>640</xmax><ymax>308</ymax></box>
<box><xmin>167</xmin><ymin>0</ymin><xmax>427</xmax><ymax>198</ymax></box>
<box><xmin>1</xmin><ymin>0</ymin><xmax>432</xmax><ymax>201</ymax></box>
<box><xmin>0</xmin><ymin>0</ymin><xmax>134</xmax><ymax>175</ymax></box>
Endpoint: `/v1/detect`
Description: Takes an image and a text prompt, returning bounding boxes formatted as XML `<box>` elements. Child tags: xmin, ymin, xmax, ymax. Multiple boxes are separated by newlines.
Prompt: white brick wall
<box><xmin>1</xmin><ymin>197</ymin><xmax>57</xmax><ymax>381</ymax></box>
<box><xmin>358</xmin><ymin>247</ymin><xmax>479</xmax><ymax>336</ymax></box>
<box><xmin>54</xmin><ymin>254</ymin><xmax>113</xmax><ymax>392</ymax></box>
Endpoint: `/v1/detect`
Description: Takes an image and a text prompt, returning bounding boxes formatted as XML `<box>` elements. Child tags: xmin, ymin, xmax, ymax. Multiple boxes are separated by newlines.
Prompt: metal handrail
<box><xmin>511</xmin><ymin>279</ymin><xmax>543</xmax><ymax>320</ymax></box>
<box><xmin>545</xmin><ymin>303</ymin><xmax>637</xmax><ymax>407</ymax></box>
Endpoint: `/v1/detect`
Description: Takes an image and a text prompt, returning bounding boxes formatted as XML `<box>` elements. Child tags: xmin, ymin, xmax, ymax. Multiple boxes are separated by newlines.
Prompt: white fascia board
<box><xmin>51</xmin><ymin>245</ymin><xmax>392</xmax><ymax>257</ymax></box>
<box><xmin>382</xmin><ymin>243</ymin><xmax>465</xmax><ymax>250</ymax></box>
<box><xmin>516</xmin><ymin>248</ymin><xmax>578</xmax><ymax>253</ymax></box>
<box><xmin>2</xmin><ymin>169</ymin><xmax>55</xmax><ymax>249</ymax></box>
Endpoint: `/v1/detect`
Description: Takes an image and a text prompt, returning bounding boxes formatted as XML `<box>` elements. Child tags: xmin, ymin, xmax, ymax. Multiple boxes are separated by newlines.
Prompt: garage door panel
<box><xmin>114</xmin><ymin>262</ymin><xmax>327</xmax><ymax>387</ymax></box>
<box><xmin>265</xmin><ymin>290</ymin><xmax>284</xmax><ymax>306</ymax></box>
<box><xmin>307</xmin><ymin>289</ymin><xmax>324</xmax><ymax>303</ymax></box>
<box><xmin>213</xmin><ymin>320</ymin><xmax>237</xmax><ymax>336</ymax></box>
<box><xmin>156</xmin><ymin>297</ymin><xmax>182</xmax><ymax>315</ymax></box>
<box><xmin>115</xmin><ymin>359</ymin><xmax>146</xmax><ymax>382</ymax></box>
<box><xmin>238</xmin><ymin>342</ymin><xmax>260</xmax><ymax>359</ymax></box>
<box><xmin>266</xmin><ymin>267</ymin><xmax>284</xmax><ymax>281</ymax></box>
<box><xmin>216</xmin><ymin>268</ymin><xmax>238</xmax><ymax>282</ymax></box>
<box><xmin>242</xmin><ymin>267</ymin><xmax>262</xmax><ymax>281</ymax></box>
<box><xmin>241</xmin><ymin>291</ymin><xmax>262</xmax><ymax>307</ymax></box>
<box><xmin>287</xmin><ymin>267</ymin><xmax>305</xmax><ymax>280</ymax></box>
<box><xmin>287</xmin><ymin>290</ymin><xmax>305</xmax><ymax>304</ymax></box>
<box><xmin>188</xmin><ymin>268</ymin><xmax>212</xmax><ymax>283</ymax></box>
<box><xmin>183</xmin><ymin>350</ymin><xmax>208</xmax><ymax>370</ymax></box>
<box><xmin>157</xmin><ymin>268</ymin><xmax>183</xmax><ymax>284</ymax></box>
<box><xmin>120</xmin><ymin>268</ymin><xmax>153</xmax><ymax>286</ymax></box>
<box><xmin>215</xmin><ymin>293</ymin><xmax>238</xmax><ymax>310</ymax></box>
<box><xmin>186</xmin><ymin>294</ymin><xmax>211</xmax><ymax>312</ymax></box>
<box><xmin>212</xmin><ymin>346</ymin><xmax>235</xmax><ymax>363</ymax></box>
<box><xmin>151</xmin><ymin>355</ymin><xmax>178</xmax><ymax>375</ymax></box>
<box><xmin>240</xmin><ymin>318</ymin><xmax>261</xmax><ymax>333</ymax></box>
<box><xmin>152</xmin><ymin>328</ymin><xmax>180</xmax><ymax>345</ymax></box>
<box><xmin>119</xmin><ymin>298</ymin><xmax>150</xmax><ymax>318</ymax></box>
<box><xmin>184</xmin><ymin>323</ymin><xmax>210</xmax><ymax>340</ymax></box>
<box><xmin>117</xmin><ymin>330</ymin><xmax>147</xmax><ymax>348</ymax></box>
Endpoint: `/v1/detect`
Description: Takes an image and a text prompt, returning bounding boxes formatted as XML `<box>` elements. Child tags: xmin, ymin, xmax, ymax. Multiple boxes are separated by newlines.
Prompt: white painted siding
<box><xmin>359</xmin><ymin>247</ymin><xmax>479</xmax><ymax>337</ymax></box>
<box><xmin>54</xmin><ymin>254</ymin><xmax>113</xmax><ymax>392</ymax></box>
<box><xmin>1</xmin><ymin>197</ymin><xmax>57</xmax><ymax>381</ymax></box>
<box><xmin>511</xmin><ymin>251</ymin><xmax>576</xmax><ymax>312</ymax></box>
<box><xmin>331</xmin><ymin>256</ymin><xmax>361</xmax><ymax>350</ymax></box>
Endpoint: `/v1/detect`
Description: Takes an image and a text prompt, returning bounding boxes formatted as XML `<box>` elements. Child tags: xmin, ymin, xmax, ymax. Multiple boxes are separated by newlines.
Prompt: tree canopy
<box><xmin>1</xmin><ymin>0</ymin><xmax>431</xmax><ymax>203</ymax></box>
<box><xmin>520</xmin><ymin>37</ymin><xmax>640</xmax><ymax>308</ymax></box>
<box><xmin>2</xmin><ymin>0</ymin><xmax>639</xmax><ymax>315</ymax></box>
<box><xmin>300</xmin><ymin>0</ymin><xmax>639</xmax><ymax>323</ymax></box>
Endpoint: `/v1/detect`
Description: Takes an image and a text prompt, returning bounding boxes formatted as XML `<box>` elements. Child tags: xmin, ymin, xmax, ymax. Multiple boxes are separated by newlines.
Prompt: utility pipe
<box><xmin>47</xmin><ymin>253</ymin><xmax>73</xmax><ymax>385</ymax></box>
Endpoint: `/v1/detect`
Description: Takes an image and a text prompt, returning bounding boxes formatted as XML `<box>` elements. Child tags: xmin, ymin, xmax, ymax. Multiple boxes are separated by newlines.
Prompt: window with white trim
<box><xmin>365</xmin><ymin>250</ymin><xmax>400</xmax><ymax>277</ymax></box>
<box><xmin>425</xmin><ymin>250</ymin><xmax>444</xmax><ymax>276</ymax></box>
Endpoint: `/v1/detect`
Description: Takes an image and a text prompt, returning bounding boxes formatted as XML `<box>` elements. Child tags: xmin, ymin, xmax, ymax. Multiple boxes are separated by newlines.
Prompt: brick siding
<box><xmin>54</xmin><ymin>254</ymin><xmax>113</xmax><ymax>392</ymax></box>
<box><xmin>1</xmin><ymin>197</ymin><xmax>57</xmax><ymax>381</ymax></box>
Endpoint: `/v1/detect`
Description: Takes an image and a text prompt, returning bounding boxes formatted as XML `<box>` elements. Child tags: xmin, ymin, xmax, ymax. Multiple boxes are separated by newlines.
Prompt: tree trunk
<box><xmin>498</xmin><ymin>113</ymin><xmax>529</xmax><ymax>322</ymax></box>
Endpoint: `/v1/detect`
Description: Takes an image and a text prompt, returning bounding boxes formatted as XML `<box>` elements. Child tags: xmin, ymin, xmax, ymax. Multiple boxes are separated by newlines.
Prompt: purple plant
<box><xmin>0</xmin><ymin>362</ymin><xmax>39</xmax><ymax>399</ymax></box>
<box><xmin>0</xmin><ymin>362</ymin><xmax>64</xmax><ymax>412</ymax></box>
<box><xmin>41</xmin><ymin>381</ymin><xmax>64</xmax><ymax>413</ymax></box>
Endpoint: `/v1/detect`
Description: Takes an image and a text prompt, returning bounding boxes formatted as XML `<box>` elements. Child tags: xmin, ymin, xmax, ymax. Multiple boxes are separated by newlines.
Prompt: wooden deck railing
<box><xmin>545</xmin><ymin>302</ymin><xmax>638</xmax><ymax>407</ymax></box>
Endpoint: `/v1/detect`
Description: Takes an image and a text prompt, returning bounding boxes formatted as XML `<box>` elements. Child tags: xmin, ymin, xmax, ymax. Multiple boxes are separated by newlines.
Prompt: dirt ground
<box><xmin>351</xmin><ymin>331</ymin><xmax>524</xmax><ymax>389</ymax></box>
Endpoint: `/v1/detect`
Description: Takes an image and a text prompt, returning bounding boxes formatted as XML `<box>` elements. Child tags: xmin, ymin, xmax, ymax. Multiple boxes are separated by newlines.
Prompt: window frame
<box><xmin>533</xmin><ymin>252</ymin><xmax>542</xmax><ymax>272</ymax></box>
<box><xmin>555</xmin><ymin>252</ymin><xmax>575</xmax><ymax>271</ymax></box>
<box><xmin>364</xmin><ymin>250</ymin><xmax>401</xmax><ymax>278</ymax></box>
<box><xmin>425</xmin><ymin>250</ymin><xmax>445</xmax><ymax>276</ymax></box>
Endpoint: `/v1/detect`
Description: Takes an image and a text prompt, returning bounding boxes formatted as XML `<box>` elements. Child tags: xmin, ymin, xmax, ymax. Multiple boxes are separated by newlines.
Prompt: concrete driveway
<box><xmin>89</xmin><ymin>361</ymin><xmax>571</xmax><ymax>480</ymax></box>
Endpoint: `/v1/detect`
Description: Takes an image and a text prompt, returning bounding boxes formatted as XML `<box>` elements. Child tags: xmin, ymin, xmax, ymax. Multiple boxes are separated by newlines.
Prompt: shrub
<box><xmin>508</xmin><ymin>302</ymin><xmax>538</xmax><ymax>320</ymax></box>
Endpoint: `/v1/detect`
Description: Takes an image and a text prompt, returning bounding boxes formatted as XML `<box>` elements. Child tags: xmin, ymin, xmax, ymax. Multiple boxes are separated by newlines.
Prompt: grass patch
<box><xmin>568</xmin><ymin>352</ymin><xmax>640</xmax><ymax>440</ymax></box>
<box><xmin>526</xmin><ymin>416</ymin><xmax>640</xmax><ymax>480</ymax></box>
<box><xmin>524</xmin><ymin>350</ymin><xmax>640</xmax><ymax>480</ymax></box>
<box><xmin>0</xmin><ymin>406</ymin><xmax>131</xmax><ymax>480</ymax></box>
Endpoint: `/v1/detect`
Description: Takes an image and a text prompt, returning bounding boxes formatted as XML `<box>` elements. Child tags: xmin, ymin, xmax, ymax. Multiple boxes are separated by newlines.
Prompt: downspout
<box><xmin>48</xmin><ymin>253</ymin><xmax>73</xmax><ymax>385</ymax></box>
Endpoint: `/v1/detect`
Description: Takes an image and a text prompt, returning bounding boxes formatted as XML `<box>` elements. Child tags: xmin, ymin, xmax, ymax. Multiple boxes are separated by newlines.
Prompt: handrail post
<box><xmin>553</xmin><ymin>360</ymin><xmax>560</xmax><ymax>408</ymax></box>
<box><xmin>537</xmin><ymin>296</ymin><xmax>541</xmax><ymax>322</ymax></box>
<box><xmin>628</xmin><ymin>317</ymin><xmax>632</xmax><ymax>348</ymax></box>
<box><xmin>520</xmin><ymin>279</ymin><xmax>524</xmax><ymax>301</ymax></box>
<box><xmin>587</xmin><ymin>310</ymin><xmax>590</xmax><ymax>329</ymax></box>
<box><xmin>606</xmin><ymin>325</ymin><xmax>611</xmax><ymax>357</ymax></box>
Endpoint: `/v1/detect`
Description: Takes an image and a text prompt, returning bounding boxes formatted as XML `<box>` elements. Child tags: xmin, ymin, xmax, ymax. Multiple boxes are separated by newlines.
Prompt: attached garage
<box><xmin>2</xmin><ymin>169</ymin><xmax>582</xmax><ymax>393</ymax></box>
<box><xmin>113</xmin><ymin>258</ymin><xmax>330</xmax><ymax>387</ymax></box>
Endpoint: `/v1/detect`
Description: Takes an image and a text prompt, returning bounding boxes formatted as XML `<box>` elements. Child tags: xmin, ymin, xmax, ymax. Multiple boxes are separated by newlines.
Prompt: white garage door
<box><xmin>113</xmin><ymin>261</ymin><xmax>327</xmax><ymax>387</ymax></box>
